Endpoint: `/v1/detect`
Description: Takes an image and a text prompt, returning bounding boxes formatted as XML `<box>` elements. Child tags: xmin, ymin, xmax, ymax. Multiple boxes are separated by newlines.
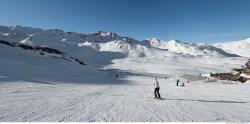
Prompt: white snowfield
<box><xmin>1</xmin><ymin>25</ymin><xmax>250</xmax><ymax>122</ymax></box>
<box><xmin>214</xmin><ymin>38</ymin><xmax>250</xmax><ymax>57</ymax></box>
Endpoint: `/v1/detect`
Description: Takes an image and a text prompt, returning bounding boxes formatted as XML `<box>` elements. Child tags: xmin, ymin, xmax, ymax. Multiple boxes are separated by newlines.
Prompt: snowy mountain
<box><xmin>1</xmin><ymin>25</ymin><xmax>250</xmax><ymax>122</ymax></box>
<box><xmin>0</xmin><ymin>25</ymin><xmax>240</xmax><ymax>58</ymax></box>
<box><xmin>143</xmin><ymin>38</ymin><xmax>239</xmax><ymax>57</ymax></box>
<box><xmin>213</xmin><ymin>38</ymin><xmax>250</xmax><ymax>57</ymax></box>
<box><xmin>0</xmin><ymin>39</ymin><xmax>110</xmax><ymax>84</ymax></box>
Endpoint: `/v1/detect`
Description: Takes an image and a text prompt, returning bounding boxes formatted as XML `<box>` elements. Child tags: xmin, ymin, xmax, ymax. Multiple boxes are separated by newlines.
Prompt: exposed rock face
<box><xmin>0</xmin><ymin>39</ymin><xmax>85</xmax><ymax>66</ymax></box>
<box><xmin>210</xmin><ymin>60</ymin><xmax>250</xmax><ymax>83</ymax></box>
<box><xmin>246</xmin><ymin>60</ymin><xmax>250</xmax><ymax>68</ymax></box>
<box><xmin>210</xmin><ymin>72</ymin><xmax>244</xmax><ymax>82</ymax></box>
<box><xmin>245</xmin><ymin>69</ymin><xmax>250</xmax><ymax>75</ymax></box>
<box><xmin>18</xmin><ymin>44</ymin><xmax>34</xmax><ymax>50</ymax></box>
<box><xmin>0</xmin><ymin>40</ymin><xmax>16</xmax><ymax>47</ymax></box>
<box><xmin>34</xmin><ymin>46</ymin><xmax>63</xmax><ymax>55</ymax></box>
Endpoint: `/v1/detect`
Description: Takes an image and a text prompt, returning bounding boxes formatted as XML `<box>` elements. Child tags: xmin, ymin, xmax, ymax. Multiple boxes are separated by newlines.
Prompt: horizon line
<box><xmin>1</xmin><ymin>24</ymin><xmax>249</xmax><ymax>44</ymax></box>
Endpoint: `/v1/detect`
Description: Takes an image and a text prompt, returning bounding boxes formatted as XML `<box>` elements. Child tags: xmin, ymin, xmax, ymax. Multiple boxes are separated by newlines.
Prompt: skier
<box><xmin>154</xmin><ymin>77</ymin><xmax>161</xmax><ymax>98</ymax></box>
<box><xmin>176</xmin><ymin>79</ymin><xmax>180</xmax><ymax>86</ymax></box>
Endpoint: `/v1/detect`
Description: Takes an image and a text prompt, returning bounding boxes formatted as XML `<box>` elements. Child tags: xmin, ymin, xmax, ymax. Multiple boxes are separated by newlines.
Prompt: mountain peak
<box><xmin>147</xmin><ymin>37</ymin><xmax>160</xmax><ymax>41</ymax></box>
<box><xmin>90</xmin><ymin>31</ymin><xmax>118</xmax><ymax>37</ymax></box>
<box><xmin>168</xmin><ymin>39</ymin><xmax>182</xmax><ymax>44</ymax></box>
<box><xmin>10</xmin><ymin>25</ymin><xmax>22</xmax><ymax>29</ymax></box>
<box><xmin>0</xmin><ymin>25</ymin><xmax>246</xmax><ymax>57</ymax></box>
<box><xmin>213</xmin><ymin>37</ymin><xmax>250</xmax><ymax>57</ymax></box>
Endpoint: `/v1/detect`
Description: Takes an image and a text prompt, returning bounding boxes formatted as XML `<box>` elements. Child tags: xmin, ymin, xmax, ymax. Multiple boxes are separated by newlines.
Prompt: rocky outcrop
<box><xmin>0</xmin><ymin>40</ymin><xmax>16</xmax><ymax>47</ymax></box>
<box><xmin>246</xmin><ymin>61</ymin><xmax>250</xmax><ymax>68</ymax></box>
<box><xmin>210</xmin><ymin>60</ymin><xmax>250</xmax><ymax>83</ymax></box>
<box><xmin>0</xmin><ymin>39</ymin><xmax>85</xmax><ymax>66</ymax></box>
<box><xmin>34</xmin><ymin>46</ymin><xmax>63</xmax><ymax>55</ymax></box>
<box><xmin>18</xmin><ymin>44</ymin><xmax>34</xmax><ymax>50</ymax></box>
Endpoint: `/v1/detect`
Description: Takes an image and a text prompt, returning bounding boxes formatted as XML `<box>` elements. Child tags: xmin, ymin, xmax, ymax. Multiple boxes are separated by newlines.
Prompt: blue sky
<box><xmin>0</xmin><ymin>0</ymin><xmax>250</xmax><ymax>43</ymax></box>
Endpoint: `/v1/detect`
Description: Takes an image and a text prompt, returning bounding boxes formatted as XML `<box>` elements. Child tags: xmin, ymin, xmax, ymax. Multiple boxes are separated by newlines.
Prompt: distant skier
<box><xmin>176</xmin><ymin>79</ymin><xmax>180</xmax><ymax>86</ymax></box>
<box><xmin>154</xmin><ymin>77</ymin><xmax>161</xmax><ymax>98</ymax></box>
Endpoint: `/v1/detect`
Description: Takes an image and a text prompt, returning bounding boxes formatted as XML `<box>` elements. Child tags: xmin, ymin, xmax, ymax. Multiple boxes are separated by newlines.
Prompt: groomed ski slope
<box><xmin>1</xmin><ymin>25</ymin><xmax>250</xmax><ymax>122</ymax></box>
<box><xmin>1</xmin><ymin>76</ymin><xmax>250</xmax><ymax>122</ymax></box>
<box><xmin>1</xmin><ymin>46</ymin><xmax>250</xmax><ymax>121</ymax></box>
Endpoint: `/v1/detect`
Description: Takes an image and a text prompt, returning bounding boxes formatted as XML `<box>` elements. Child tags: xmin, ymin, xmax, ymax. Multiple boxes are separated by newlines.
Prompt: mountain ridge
<box><xmin>0</xmin><ymin>25</ymin><xmax>248</xmax><ymax>58</ymax></box>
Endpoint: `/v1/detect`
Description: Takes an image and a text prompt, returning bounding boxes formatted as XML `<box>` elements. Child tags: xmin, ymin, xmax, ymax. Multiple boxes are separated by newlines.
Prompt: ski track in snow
<box><xmin>1</xmin><ymin>76</ymin><xmax>250</xmax><ymax>122</ymax></box>
<box><xmin>1</xmin><ymin>25</ymin><xmax>250</xmax><ymax>122</ymax></box>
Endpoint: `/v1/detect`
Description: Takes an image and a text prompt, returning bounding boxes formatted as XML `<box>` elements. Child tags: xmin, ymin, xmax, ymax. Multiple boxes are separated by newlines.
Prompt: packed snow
<box><xmin>1</xmin><ymin>25</ymin><xmax>250</xmax><ymax>122</ymax></box>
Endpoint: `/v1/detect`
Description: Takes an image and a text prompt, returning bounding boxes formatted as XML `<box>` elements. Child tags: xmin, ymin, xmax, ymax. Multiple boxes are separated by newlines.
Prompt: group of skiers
<box><xmin>154</xmin><ymin>77</ymin><xmax>190</xmax><ymax>99</ymax></box>
<box><xmin>176</xmin><ymin>79</ymin><xmax>189</xmax><ymax>86</ymax></box>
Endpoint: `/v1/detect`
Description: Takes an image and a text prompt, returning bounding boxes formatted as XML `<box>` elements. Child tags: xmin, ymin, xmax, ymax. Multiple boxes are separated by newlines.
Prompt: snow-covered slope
<box><xmin>1</xmin><ymin>25</ymin><xmax>250</xmax><ymax>122</ymax></box>
<box><xmin>0</xmin><ymin>25</ymin><xmax>240</xmax><ymax>58</ymax></box>
<box><xmin>213</xmin><ymin>38</ymin><xmax>250</xmax><ymax>57</ymax></box>
<box><xmin>144</xmin><ymin>38</ymin><xmax>239</xmax><ymax>57</ymax></box>
<box><xmin>79</xmin><ymin>40</ymin><xmax>157</xmax><ymax>57</ymax></box>
<box><xmin>0</xmin><ymin>39</ymin><xmax>110</xmax><ymax>84</ymax></box>
<box><xmin>20</xmin><ymin>36</ymin><xmax>34</xmax><ymax>45</ymax></box>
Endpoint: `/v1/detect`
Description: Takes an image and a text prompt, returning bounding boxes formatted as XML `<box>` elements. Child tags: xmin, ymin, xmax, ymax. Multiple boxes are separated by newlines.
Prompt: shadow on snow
<box><xmin>166</xmin><ymin>98</ymin><xmax>247</xmax><ymax>103</ymax></box>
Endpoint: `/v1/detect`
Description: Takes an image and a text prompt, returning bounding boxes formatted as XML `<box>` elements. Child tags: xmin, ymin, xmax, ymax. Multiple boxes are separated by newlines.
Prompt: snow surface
<box><xmin>1</xmin><ymin>25</ymin><xmax>250</xmax><ymax>122</ymax></box>
<box><xmin>144</xmin><ymin>38</ymin><xmax>239</xmax><ymax>57</ymax></box>
<box><xmin>214</xmin><ymin>38</ymin><xmax>250</xmax><ymax>57</ymax></box>
<box><xmin>20</xmin><ymin>36</ymin><xmax>33</xmax><ymax>45</ymax></box>
<box><xmin>0</xmin><ymin>33</ymin><xmax>10</xmax><ymax>36</ymax></box>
